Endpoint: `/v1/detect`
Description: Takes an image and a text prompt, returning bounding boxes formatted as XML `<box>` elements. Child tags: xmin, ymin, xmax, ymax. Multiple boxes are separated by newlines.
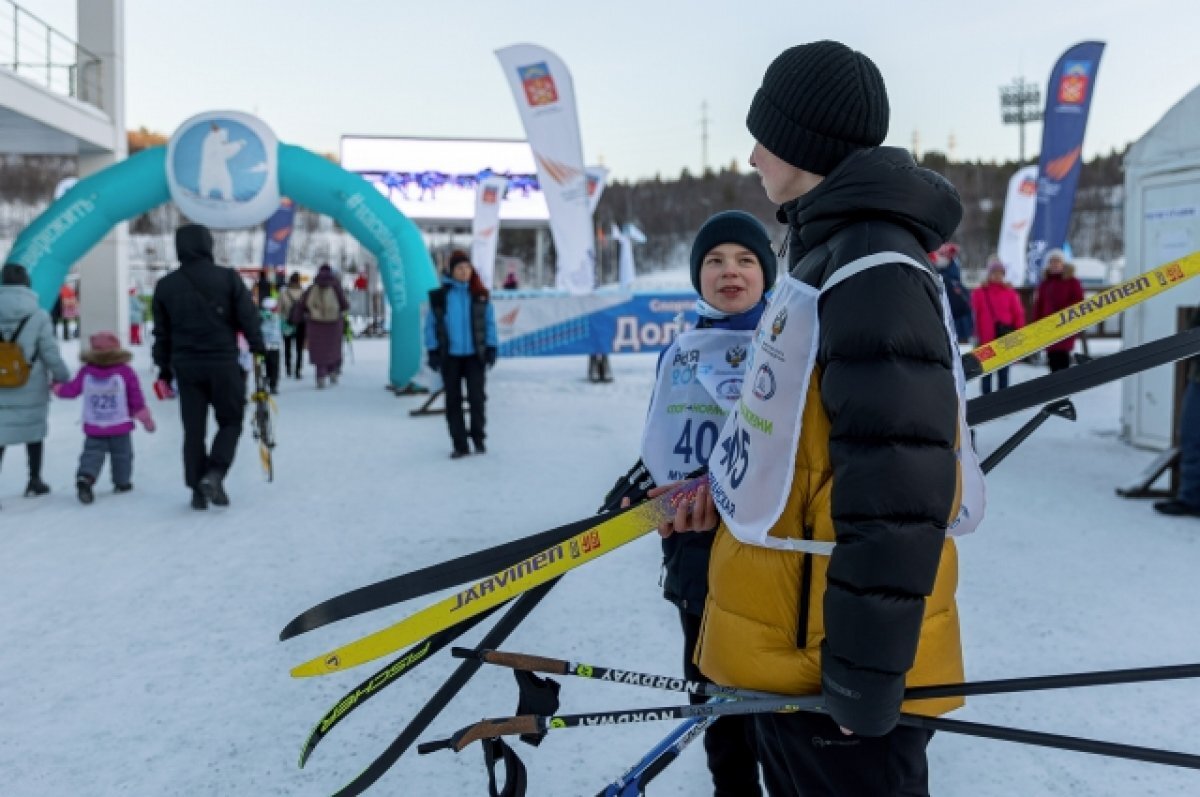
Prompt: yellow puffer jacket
<box><xmin>696</xmin><ymin>372</ymin><xmax>964</xmax><ymax>718</ymax></box>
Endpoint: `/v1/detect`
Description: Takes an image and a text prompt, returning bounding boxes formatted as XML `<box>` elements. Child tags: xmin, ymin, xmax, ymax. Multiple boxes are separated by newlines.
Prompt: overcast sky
<box><xmin>22</xmin><ymin>0</ymin><xmax>1200</xmax><ymax>180</ymax></box>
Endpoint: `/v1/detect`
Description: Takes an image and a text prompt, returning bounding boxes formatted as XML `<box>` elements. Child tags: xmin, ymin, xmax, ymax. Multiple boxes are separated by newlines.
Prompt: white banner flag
<box><xmin>586</xmin><ymin>166</ymin><xmax>609</xmax><ymax>214</ymax></box>
<box><xmin>472</xmin><ymin>175</ymin><xmax>509</xmax><ymax>289</ymax></box>
<box><xmin>615</xmin><ymin>223</ymin><xmax>646</xmax><ymax>289</ymax></box>
<box><xmin>997</xmin><ymin>165</ymin><xmax>1038</xmax><ymax>286</ymax></box>
<box><xmin>496</xmin><ymin>44</ymin><xmax>595</xmax><ymax>294</ymax></box>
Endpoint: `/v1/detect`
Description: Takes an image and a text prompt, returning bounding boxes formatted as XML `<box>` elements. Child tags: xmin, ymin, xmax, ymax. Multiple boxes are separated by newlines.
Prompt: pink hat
<box><xmin>987</xmin><ymin>259</ymin><xmax>1007</xmax><ymax>275</ymax></box>
<box><xmin>88</xmin><ymin>331</ymin><xmax>121</xmax><ymax>352</ymax></box>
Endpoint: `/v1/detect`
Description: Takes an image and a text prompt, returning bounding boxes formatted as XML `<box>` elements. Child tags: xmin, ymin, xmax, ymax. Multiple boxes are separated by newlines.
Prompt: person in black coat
<box><xmin>152</xmin><ymin>224</ymin><xmax>265</xmax><ymax>510</ymax></box>
<box><xmin>664</xmin><ymin>41</ymin><xmax>963</xmax><ymax>797</ymax></box>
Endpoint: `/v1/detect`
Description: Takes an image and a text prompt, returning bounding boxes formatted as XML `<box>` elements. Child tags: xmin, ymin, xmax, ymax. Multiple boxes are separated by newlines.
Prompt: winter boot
<box><xmin>198</xmin><ymin>469</ymin><xmax>230</xmax><ymax>507</ymax></box>
<box><xmin>76</xmin><ymin>477</ymin><xmax>95</xmax><ymax>505</ymax></box>
<box><xmin>24</xmin><ymin>477</ymin><xmax>50</xmax><ymax>497</ymax></box>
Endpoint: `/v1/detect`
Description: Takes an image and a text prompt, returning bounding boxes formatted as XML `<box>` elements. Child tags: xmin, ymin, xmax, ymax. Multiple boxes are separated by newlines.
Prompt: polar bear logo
<box><xmin>198</xmin><ymin>123</ymin><xmax>245</xmax><ymax>200</ymax></box>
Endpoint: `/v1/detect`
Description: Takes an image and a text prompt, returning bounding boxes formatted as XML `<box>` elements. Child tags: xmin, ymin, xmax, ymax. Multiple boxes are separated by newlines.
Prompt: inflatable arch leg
<box><xmin>5</xmin><ymin>145</ymin><xmax>437</xmax><ymax>389</ymax></box>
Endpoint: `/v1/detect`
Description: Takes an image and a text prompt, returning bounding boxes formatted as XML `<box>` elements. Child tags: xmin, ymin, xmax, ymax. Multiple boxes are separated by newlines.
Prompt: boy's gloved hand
<box><xmin>485</xmin><ymin>346</ymin><xmax>498</xmax><ymax>369</ymax></box>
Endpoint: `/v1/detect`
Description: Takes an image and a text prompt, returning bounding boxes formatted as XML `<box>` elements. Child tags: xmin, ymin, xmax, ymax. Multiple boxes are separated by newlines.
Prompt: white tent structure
<box><xmin>1122</xmin><ymin>84</ymin><xmax>1200</xmax><ymax>448</ymax></box>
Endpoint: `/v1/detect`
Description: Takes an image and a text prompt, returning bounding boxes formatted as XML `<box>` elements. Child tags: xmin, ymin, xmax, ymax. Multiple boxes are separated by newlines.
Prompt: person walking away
<box><xmin>259</xmin><ymin>297</ymin><xmax>283</xmax><ymax>394</ymax></box>
<box><xmin>972</xmin><ymin>257</ymin><xmax>1026</xmax><ymax>393</ymax></box>
<box><xmin>623</xmin><ymin>210</ymin><xmax>775</xmax><ymax>796</ymax></box>
<box><xmin>0</xmin><ymin>263</ymin><xmax>71</xmax><ymax>506</ymax></box>
<box><xmin>932</xmin><ymin>242</ymin><xmax>973</xmax><ymax>344</ymax></box>
<box><xmin>152</xmin><ymin>224</ymin><xmax>265</xmax><ymax>510</ymax></box>
<box><xmin>661</xmin><ymin>41</ymin><xmax>977</xmax><ymax>797</ymax></box>
<box><xmin>53</xmin><ymin>331</ymin><xmax>155</xmax><ymax>503</ymax></box>
<box><xmin>279</xmin><ymin>272</ymin><xmax>307</xmax><ymax>379</ymax></box>
<box><xmin>129</xmin><ymin>287</ymin><xmax>145</xmax><ymax>345</ymax></box>
<box><xmin>1032</xmin><ymin>248</ymin><xmax>1084</xmax><ymax>372</ymax></box>
<box><xmin>293</xmin><ymin>264</ymin><xmax>348</xmax><ymax>389</ymax></box>
<box><xmin>425</xmin><ymin>250</ymin><xmax>497</xmax><ymax>458</ymax></box>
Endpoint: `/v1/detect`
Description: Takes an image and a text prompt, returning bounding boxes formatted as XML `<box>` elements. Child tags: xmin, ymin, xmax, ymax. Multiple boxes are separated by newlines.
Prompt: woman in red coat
<box><xmin>1032</xmin><ymin>249</ymin><xmax>1085</xmax><ymax>372</ymax></box>
<box><xmin>972</xmin><ymin>258</ymin><xmax>1026</xmax><ymax>393</ymax></box>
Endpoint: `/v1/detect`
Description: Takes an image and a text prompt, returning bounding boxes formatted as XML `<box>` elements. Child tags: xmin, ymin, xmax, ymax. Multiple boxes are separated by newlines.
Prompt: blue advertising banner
<box><xmin>1026</xmin><ymin>41</ymin><xmax>1106</xmax><ymax>283</ymax></box>
<box><xmin>494</xmin><ymin>291</ymin><xmax>697</xmax><ymax>356</ymax></box>
<box><xmin>262</xmin><ymin>197</ymin><xmax>296</xmax><ymax>268</ymax></box>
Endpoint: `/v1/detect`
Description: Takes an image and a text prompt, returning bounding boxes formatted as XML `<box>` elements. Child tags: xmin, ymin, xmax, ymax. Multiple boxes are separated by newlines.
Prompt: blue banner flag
<box><xmin>1026</xmin><ymin>41</ymin><xmax>1105</xmax><ymax>283</ymax></box>
<box><xmin>262</xmin><ymin>197</ymin><xmax>296</xmax><ymax>268</ymax></box>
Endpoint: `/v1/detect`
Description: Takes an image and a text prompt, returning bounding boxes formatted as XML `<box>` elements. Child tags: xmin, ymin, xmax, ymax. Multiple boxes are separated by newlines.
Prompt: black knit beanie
<box><xmin>689</xmin><ymin>211</ymin><xmax>777</xmax><ymax>294</ymax></box>
<box><xmin>746</xmin><ymin>40</ymin><xmax>889</xmax><ymax>176</ymax></box>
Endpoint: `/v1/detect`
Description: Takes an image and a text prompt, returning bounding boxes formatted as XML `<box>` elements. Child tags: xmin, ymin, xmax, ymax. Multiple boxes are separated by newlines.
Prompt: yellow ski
<box><xmin>963</xmin><ymin>251</ymin><xmax>1200</xmax><ymax>379</ymax></box>
<box><xmin>290</xmin><ymin>479</ymin><xmax>705</xmax><ymax>678</ymax></box>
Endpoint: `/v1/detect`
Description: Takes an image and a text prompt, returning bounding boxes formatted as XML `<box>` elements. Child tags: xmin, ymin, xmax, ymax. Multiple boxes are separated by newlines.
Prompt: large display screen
<box><xmin>339</xmin><ymin>136</ymin><xmax>549</xmax><ymax>223</ymax></box>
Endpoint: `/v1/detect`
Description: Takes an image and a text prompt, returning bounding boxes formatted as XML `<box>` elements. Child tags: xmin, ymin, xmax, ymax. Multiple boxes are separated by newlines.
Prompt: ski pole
<box><xmin>420</xmin><ymin>694</ymin><xmax>1200</xmax><ymax>772</ymax></box>
<box><xmin>456</xmin><ymin>647</ymin><xmax>1200</xmax><ymax>706</ymax></box>
<box><xmin>980</xmin><ymin>398</ymin><xmax>1075</xmax><ymax>474</ymax></box>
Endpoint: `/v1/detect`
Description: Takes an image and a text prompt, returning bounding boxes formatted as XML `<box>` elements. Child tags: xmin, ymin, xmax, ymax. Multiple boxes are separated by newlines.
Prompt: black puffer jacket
<box><xmin>785</xmin><ymin>146</ymin><xmax>963</xmax><ymax>734</ymax></box>
<box><xmin>152</xmin><ymin>225</ymin><xmax>264</xmax><ymax>370</ymax></box>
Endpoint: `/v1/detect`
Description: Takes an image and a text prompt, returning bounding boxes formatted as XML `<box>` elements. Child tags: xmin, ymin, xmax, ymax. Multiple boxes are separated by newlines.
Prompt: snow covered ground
<box><xmin>1</xmin><ymin>337</ymin><xmax>1198</xmax><ymax>797</ymax></box>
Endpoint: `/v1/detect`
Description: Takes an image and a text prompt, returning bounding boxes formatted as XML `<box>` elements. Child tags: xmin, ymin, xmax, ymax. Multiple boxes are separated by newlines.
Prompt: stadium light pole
<box><xmin>1000</xmin><ymin>77</ymin><xmax>1043</xmax><ymax>164</ymax></box>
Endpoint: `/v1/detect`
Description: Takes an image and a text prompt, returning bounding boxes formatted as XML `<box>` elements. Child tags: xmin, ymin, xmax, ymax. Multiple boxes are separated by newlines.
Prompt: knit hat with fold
<box><xmin>746</xmin><ymin>40</ymin><xmax>889</xmax><ymax>176</ymax></box>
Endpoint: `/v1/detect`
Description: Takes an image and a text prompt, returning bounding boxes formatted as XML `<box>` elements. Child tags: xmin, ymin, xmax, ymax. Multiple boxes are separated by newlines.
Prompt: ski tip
<box><xmin>291</xmin><ymin>652</ymin><xmax>346</xmax><ymax>678</ymax></box>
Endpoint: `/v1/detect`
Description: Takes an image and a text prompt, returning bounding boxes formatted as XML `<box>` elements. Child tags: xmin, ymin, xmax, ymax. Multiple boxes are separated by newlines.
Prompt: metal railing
<box><xmin>0</xmin><ymin>0</ymin><xmax>103</xmax><ymax>110</ymax></box>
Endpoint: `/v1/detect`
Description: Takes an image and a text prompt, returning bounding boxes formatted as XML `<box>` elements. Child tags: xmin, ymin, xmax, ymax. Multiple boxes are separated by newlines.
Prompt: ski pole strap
<box><xmin>513</xmin><ymin>668</ymin><xmax>561</xmax><ymax>747</ymax></box>
<box><xmin>482</xmin><ymin>737</ymin><xmax>528</xmax><ymax>797</ymax></box>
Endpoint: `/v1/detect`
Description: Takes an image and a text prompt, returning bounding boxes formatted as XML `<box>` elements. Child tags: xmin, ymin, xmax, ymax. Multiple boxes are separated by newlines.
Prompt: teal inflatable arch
<box><xmin>6</xmin><ymin>144</ymin><xmax>438</xmax><ymax>388</ymax></box>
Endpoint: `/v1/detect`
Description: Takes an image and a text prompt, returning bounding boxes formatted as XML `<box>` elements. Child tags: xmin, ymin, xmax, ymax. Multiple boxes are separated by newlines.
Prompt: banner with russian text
<box><xmin>496</xmin><ymin>44</ymin><xmax>596</xmax><ymax>294</ymax></box>
<box><xmin>1026</xmin><ymin>40</ymin><xmax>1105</xmax><ymax>283</ymax></box>
<box><xmin>997</xmin><ymin>165</ymin><xmax>1038</xmax><ymax>285</ymax></box>
<box><xmin>262</xmin><ymin>197</ymin><xmax>296</xmax><ymax>269</ymax></box>
<box><xmin>471</xmin><ymin>175</ymin><xmax>508</xmax><ymax>289</ymax></box>
<box><xmin>495</xmin><ymin>291</ymin><xmax>695</xmax><ymax>356</ymax></box>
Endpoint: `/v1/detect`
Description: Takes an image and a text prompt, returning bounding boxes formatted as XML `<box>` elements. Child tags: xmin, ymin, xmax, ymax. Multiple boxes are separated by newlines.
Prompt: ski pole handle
<box><xmin>452</xmin><ymin>647</ymin><xmax>568</xmax><ymax>676</ymax></box>
<box><xmin>419</xmin><ymin>716</ymin><xmax>541</xmax><ymax>755</ymax></box>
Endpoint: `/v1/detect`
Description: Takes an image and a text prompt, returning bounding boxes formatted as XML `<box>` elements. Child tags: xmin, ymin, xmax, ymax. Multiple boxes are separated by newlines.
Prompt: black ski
<box><xmin>968</xmin><ymin>328</ymin><xmax>1200</xmax><ymax>426</ymax></box>
<box><xmin>299</xmin><ymin>604</ymin><xmax>500</xmax><ymax>767</ymax></box>
<box><xmin>282</xmin><ymin>331</ymin><xmax>1200</xmax><ymax>646</ymax></box>
<box><xmin>279</xmin><ymin>506</ymin><xmax>633</xmax><ymax>641</ymax></box>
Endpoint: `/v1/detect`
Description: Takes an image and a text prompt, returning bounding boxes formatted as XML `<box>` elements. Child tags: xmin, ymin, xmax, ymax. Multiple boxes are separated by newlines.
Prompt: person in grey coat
<box><xmin>0</xmin><ymin>263</ymin><xmax>71</xmax><ymax>504</ymax></box>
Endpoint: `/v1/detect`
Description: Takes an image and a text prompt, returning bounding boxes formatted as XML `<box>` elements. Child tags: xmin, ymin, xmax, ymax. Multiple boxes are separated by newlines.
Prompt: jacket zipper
<box><xmin>796</xmin><ymin>525</ymin><xmax>813</xmax><ymax>648</ymax></box>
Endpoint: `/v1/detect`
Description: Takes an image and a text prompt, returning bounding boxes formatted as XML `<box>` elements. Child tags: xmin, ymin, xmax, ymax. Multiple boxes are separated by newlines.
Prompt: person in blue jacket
<box><xmin>425</xmin><ymin>250</ymin><xmax>498</xmax><ymax>458</ymax></box>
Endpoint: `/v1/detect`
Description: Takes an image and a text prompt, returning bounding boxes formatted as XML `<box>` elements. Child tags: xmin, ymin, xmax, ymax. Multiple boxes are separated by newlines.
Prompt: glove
<box><xmin>485</xmin><ymin>346</ymin><xmax>498</xmax><ymax>369</ymax></box>
<box><xmin>133</xmin><ymin>407</ymin><xmax>156</xmax><ymax>433</ymax></box>
<box><xmin>427</xmin><ymin>350</ymin><xmax>442</xmax><ymax>373</ymax></box>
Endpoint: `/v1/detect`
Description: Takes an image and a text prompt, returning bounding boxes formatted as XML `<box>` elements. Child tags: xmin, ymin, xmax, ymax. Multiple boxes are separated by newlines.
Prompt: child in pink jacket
<box><xmin>54</xmin><ymin>331</ymin><xmax>155</xmax><ymax>504</ymax></box>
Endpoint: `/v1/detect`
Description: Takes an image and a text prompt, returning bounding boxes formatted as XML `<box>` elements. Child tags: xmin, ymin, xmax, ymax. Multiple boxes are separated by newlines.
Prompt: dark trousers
<box><xmin>284</xmin><ymin>324</ymin><xmax>306</xmax><ymax>376</ymax></box>
<box><xmin>78</xmin><ymin>433</ymin><xmax>133</xmax><ymax>486</ymax></box>
<box><xmin>0</xmin><ymin>440</ymin><xmax>43</xmax><ymax>480</ymax></box>
<box><xmin>755</xmin><ymin>711</ymin><xmax>933</xmax><ymax>797</ymax></box>
<box><xmin>980</xmin><ymin>365</ymin><xmax>1010</xmax><ymax>394</ymax></box>
<box><xmin>263</xmin><ymin>350</ymin><xmax>281</xmax><ymax>390</ymax></box>
<box><xmin>174</xmin><ymin>360</ymin><xmax>247</xmax><ymax>489</ymax></box>
<box><xmin>1177</xmin><ymin>380</ymin><xmax>1200</xmax><ymax>508</ymax></box>
<box><xmin>1047</xmin><ymin>350</ymin><xmax>1072</xmax><ymax>372</ymax></box>
<box><xmin>680</xmin><ymin>609</ymin><xmax>762</xmax><ymax>797</ymax></box>
<box><xmin>442</xmin><ymin>355</ymin><xmax>486</xmax><ymax>453</ymax></box>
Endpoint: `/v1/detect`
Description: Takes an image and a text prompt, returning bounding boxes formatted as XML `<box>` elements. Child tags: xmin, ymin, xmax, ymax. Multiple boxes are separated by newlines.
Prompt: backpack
<box><xmin>0</xmin><ymin>316</ymin><xmax>36</xmax><ymax>388</ymax></box>
<box><xmin>305</xmin><ymin>286</ymin><xmax>342</xmax><ymax>323</ymax></box>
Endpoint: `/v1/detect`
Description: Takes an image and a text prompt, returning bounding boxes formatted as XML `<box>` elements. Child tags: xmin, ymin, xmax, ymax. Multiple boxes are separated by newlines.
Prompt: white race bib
<box><xmin>641</xmin><ymin>328</ymin><xmax>754</xmax><ymax>485</ymax></box>
<box><xmin>83</xmin><ymin>372</ymin><xmax>130</xmax><ymax>429</ymax></box>
<box><xmin>709</xmin><ymin>253</ymin><xmax>986</xmax><ymax>552</ymax></box>
<box><xmin>709</xmin><ymin>275</ymin><xmax>820</xmax><ymax>549</ymax></box>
